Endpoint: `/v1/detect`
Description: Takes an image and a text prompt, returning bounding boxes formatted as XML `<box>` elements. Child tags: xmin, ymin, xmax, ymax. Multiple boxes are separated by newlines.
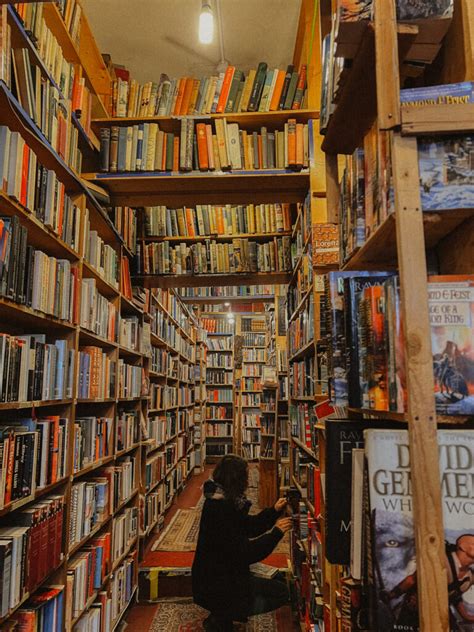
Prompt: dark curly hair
<box><xmin>213</xmin><ymin>454</ymin><xmax>249</xmax><ymax>502</ymax></box>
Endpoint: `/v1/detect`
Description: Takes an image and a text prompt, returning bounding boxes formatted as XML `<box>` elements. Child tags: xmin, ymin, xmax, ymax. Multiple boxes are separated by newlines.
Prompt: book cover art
<box><xmin>395</xmin><ymin>0</ymin><xmax>453</xmax><ymax>21</ymax></box>
<box><xmin>366</xmin><ymin>429</ymin><xmax>474</xmax><ymax>632</ymax></box>
<box><xmin>337</xmin><ymin>0</ymin><xmax>372</xmax><ymax>22</ymax></box>
<box><xmin>418</xmin><ymin>136</ymin><xmax>474</xmax><ymax>211</ymax></box>
<box><xmin>428</xmin><ymin>276</ymin><xmax>474</xmax><ymax>415</ymax></box>
<box><xmin>325</xmin><ymin>271</ymin><xmax>358</xmax><ymax>406</ymax></box>
<box><xmin>344</xmin><ymin>273</ymin><xmax>394</xmax><ymax>409</ymax></box>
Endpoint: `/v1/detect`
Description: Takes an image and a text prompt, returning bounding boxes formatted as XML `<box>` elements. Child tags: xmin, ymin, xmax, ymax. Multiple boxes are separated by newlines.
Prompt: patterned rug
<box><xmin>150</xmin><ymin>599</ymin><xmax>278</xmax><ymax>631</ymax></box>
<box><xmin>152</xmin><ymin>509</ymin><xmax>201</xmax><ymax>552</ymax></box>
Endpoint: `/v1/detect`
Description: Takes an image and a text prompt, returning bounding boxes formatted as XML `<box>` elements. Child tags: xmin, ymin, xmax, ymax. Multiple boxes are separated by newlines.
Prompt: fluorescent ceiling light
<box><xmin>199</xmin><ymin>1</ymin><xmax>214</xmax><ymax>44</ymax></box>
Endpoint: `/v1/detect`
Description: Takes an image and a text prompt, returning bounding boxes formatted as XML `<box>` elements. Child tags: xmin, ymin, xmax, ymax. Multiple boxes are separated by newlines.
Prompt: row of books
<box><xmin>201</xmin><ymin>318</ymin><xmax>233</xmax><ymax>334</ymax></box>
<box><xmin>242</xmin><ymin>443</ymin><xmax>260</xmax><ymax>460</ymax></box>
<box><xmin>149</xmin><ymin>301</ymin><xmax>195</xmax><ymax>357</ymax></box>
<box><xmin>206</xmin><ymin>422</ymin><xmax>233</xmax><ymax>438</ymax></box>
<box><xmin>107</xmin><ymin>206</ymin><xmax>138</xmax><ymax>254</ymax></box>
<box><xmin>179</xmin><ymin>284</ymin><xmax>274</xmax><ymax>299</ymax></box>
<box><xmin>112</xmin><ymin>62</ymin><xmax>307</xmax><ymax>118</ymax></box>
<box><xmin>11</xmin><ymin>47</ymin><xmax>82</xmax><ymax>171</ymax></box>
<box><xmin>145</xmin><ymin>451</ymin><xmax>164</xmax><ymax>492</ymax></box>
<box><xmin>68</xmin><ymin>477</ymin><xmax>109</xmax><ymax>548</ymax></box>
<box><xmin>291</xmin><ymin>357</ymin><xmax>315</xmax><ymax>398</ymax></box>
<box><xmin>289</xmin><ymin>402</ymin><xmax>314</xmax><ymax>449</ymax></box>
<box><xmin>207</xmin><ymin>388</ymin><xmax>233</xmax><ymax>403</ymax></box>
<box><xmin>117</xmin><ymin>361</ymin><xmax>144</xmax><ymax>399</ymax></box>
<box><xmin>325</xmin><ymin>271</ymin><xmax>474</xmax><ymax>415</ymax></box>
<box><xmin>207</xmin><ymin>369</ymin><xmax>233</xmax><ymax>385</ymax></box>
<box><xmin>0</xmin><ymin>126</ymin><xmax>82</xmax><ymax>250</ymax></box>
<box><xmin>0</xmin><ymin>418</ymin><xmax>67</xmax><ymax>508</ymax></box>
<box><xmin>109</xmin><ymin>456</ymin><xmax>136</xmax><ymax>513</ymax></box>
<box><xmin>73</xmin><ymin>416</ymin><xmax>112</xmax><ymax>473</ymax></box>
<box><xmin>288</xmin><ymin>295</ymin><xmax>314</xmax><ymax>357</ymax></box>
<box><xmin>243</xmin><ymin>348</ymin><xmax>266</xmax><ymax>362</ymax></box>
<box><xmin>207</xmin><ymin>353</ymin><xmax>233</xmax><ymax>368</ymax></box>
<box><xmin>0</xmin><ymin>216</ymin><xmax>79</xmax><ymax>321</ymax></box>
<box><xmin>207</xmin><ymin>338</ymin><xmax>233</xmax><ymax>351</ymax></box>
<box><xmin>241</xmin><ymin>393</ymin><xmax>262</xmax><ymax>408</ymax></box>
<box><xmin>149</xmin><ymin>383</ymin><xmax>178</xmax><ymax>411</ymax></box>
<box><xmin>0</xmin><ymin>333</ymin><xmax>75</xmax><ymax>403</ymax></box>
<box><xmin>77</xmin><ymin>347</ymin><xmax>115</xmax><ymax>401</ymax></box>
<box><xmin>52</xmin><ymin>0</ymin><xmax>82</xmax><ymax>46</ymax></box>
<box><xmin>119</xmin><ymin>315</ymin><xmax>149</xmax><ymax>354</ymax></box>
<box><xmin>138</xmin><ymin>237</ymin><xmax>293</xmax><ymax>276</ymax></box>
<box><xmin>11</xmin><ymin>584</ymin><xmax>64</xmax><ymax>631</ymax></box>
<box><xmin>143</xmin><ymin>489</ymin><xmax>162</xmax><ymax>534</ymax></box>
<box><xmin>67</xmin><ymin>533</ymin><xmax>111</xmax><ymax>621</ymax></box>
<box><xmin>242</xmin><ymin>364</ymin><xmax>263</xmax><ymax>377</ymax></box>
<box><xmin>116</xmin><ymin>410</ymin><xmax>139</xmax><ymax>453</ymax></box>
<box><xmin>241</xmin><ymin>316</ymin><xmax>266</xmax><ymax>332</ymax></box>
<box><xmin>206</xmin><ymin>405</ymin><xmax>233</xmax><ymax>420</ymax></box>
<box><xmin>82</xmin><ymin>211</ymin><xmax>120</xmax><ymax>289</ymax></box>
<box><xmin>146</xmin><ymin>415</ymin><xmax>169</xmax><ymax>447</ymax></box>
<box><xmin>242</xmin><ymin>333</ymin><xmax>266</xmax><ymax>347</ymax></box>
<box><xmin>150</xmin><ymin>346</ymin><xmax>168</xmax><ymax>375</ymax></box>
<box><xmin>80</xmin><ymin>278</ymin><xmax>117</xmax><ymax>342</ymax></box>
<box><xmin>143</xmin><ymin>203</ymin><xmax>293</xmax><ymax>238</ymax></box>
<box><xmin>0</xmin><ymin>494</ymin><xmax>64</xmax><ymax>616</ymax></box>
<box><xmin>99</xmin><ymin>118</ymin><xmax>312</xmax><ymax>173</ymax></box>
<box><xmin>242</xmin><ymin>377</ymin><xmax>262</xmax><ymax>391</ymax></box>
<box><xmin>112</xmin><ymin>505</ymin><xmax>138</xmax><ymax>560</ymax></box>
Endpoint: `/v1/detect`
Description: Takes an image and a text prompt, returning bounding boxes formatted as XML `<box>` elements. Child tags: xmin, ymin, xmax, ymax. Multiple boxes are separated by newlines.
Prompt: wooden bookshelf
<box><xmin>134</xmin><ymin>272</ymin><xmax>291</xmax><ymax>289</ymax></box>
<box><xmin>83</xmin><ymin>171</ymin><xmax>311</xmax><ymax>206</ymax></box>
<box><xmin>91</xmin><ymin>109</ymin><xmax>320</xmax><ymax>132</ymax></box>
<box><xmin>142</xmin><ymin>230</ymin><xmax>292</xmax><ymax>244</ymax></box>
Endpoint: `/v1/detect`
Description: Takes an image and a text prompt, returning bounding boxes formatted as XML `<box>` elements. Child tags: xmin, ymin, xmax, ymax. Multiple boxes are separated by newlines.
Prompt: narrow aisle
<box><xmin>125</xmin><ymin>466</ymin><xmax>297</xmax><ymax>631</ymax></box>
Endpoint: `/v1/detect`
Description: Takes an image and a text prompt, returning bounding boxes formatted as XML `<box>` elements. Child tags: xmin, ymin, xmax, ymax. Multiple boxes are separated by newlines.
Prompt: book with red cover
<box><xmin>216</xmin><ymin>66</ymin><xmax>235</xmax><ymax>113</ymax></box>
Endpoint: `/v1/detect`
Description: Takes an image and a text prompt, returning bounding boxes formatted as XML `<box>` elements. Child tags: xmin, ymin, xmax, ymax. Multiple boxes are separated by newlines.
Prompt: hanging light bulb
<box><xmin>199</xmin><ymin>0</ymin><xmax>214</xmax><ymax>44</ymax></box>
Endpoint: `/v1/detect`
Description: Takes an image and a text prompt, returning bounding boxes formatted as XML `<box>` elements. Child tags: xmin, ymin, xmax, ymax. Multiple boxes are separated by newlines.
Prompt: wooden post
<box><xmin>391</xmin><ymin>133</ymin><xmax>449</xmax><ymax>632</ymax></box>
<box><xmin>374</xmin><ymin>0</ymin><xmax>401</xmax><ymax>128</ymax></box>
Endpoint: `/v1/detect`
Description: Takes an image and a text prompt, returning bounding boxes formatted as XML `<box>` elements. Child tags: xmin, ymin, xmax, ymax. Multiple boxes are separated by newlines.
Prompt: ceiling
<box><xmin>81</xmin><ymin>0</ymin><xmax>302</xmax><ymax>84</ymax></box>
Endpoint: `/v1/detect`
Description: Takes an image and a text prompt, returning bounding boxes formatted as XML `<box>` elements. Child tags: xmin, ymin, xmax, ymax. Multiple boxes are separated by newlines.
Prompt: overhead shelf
<box><xmin>342</xmin><ymin>210</ymin><xmax>474</xmax><ymax>271</ymax></box>
<box><xmin>134</xmin><ymin>272</ymin><xmax>291</xmax><ymax>289</ymax></box>
<box><xmin>91</xmin><ymin>109</ymin><xmax>320</xmax><ymax>133</ymax></box>
<box><xmin>83</xmin><ymin>171</ymin><xmax>311</xmax><ymax>206</ymax></box>
<box><xmin>321</xmin><ymin>23</ymin><xmax>418</xmax><ymax>155</ymax></box>
<box><xmin>401</xmin><ymin>103</ymin><xmax>474</xmax><ymax>135</ymax></box>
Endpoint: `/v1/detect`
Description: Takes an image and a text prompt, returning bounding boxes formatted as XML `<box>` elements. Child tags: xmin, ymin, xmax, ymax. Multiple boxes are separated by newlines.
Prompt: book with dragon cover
<box><xmin>365</xmin><ymin>428</ymin><xmax>474</xmax><ymax>632</ymax></box>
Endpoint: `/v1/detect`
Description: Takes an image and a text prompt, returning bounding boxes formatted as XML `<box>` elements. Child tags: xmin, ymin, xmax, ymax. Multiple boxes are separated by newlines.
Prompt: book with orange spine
<box><xmin>180</xmin><ymin>77</ymin><xmax>194</xmax><ymax>115</ymax></box>
<box><xmin>216</xmin><ymin>66</ymin><xmax>235</xmax><ymax>113</ymax></box>
<box><xmin>196</xmin><ymin>123</ymin><xmax>209</xmax><ymax>171</ymax></box>
<box><xmin>287</xmin><ymin>118</ymin><xmax>297</xmax><ymax>167</ymax></box>
<box><xmin>173</xmin><ymin>77</ymin><xmax>186</xmax><ymax>115</ymax></box>
<box><xmin>269</xmin><ymin>69</ymin><xmax>286</xmax><ymax>111</ymax></box>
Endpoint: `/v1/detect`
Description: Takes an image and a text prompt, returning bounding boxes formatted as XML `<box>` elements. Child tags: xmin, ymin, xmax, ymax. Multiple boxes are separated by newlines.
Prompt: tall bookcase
<box><xmin>288</xmin><ymin>1</ymin><xmax>474</xmax><ymax>631</ymax></box>
<box><xmin>0</xmin><ymin>2</ymin><xmax>199</xmax><ymax>629</ymax></box>
<box><xmin>201</xmin><ymin>313</ymin><xmax>235</xmax><ymax>462</ymax></box>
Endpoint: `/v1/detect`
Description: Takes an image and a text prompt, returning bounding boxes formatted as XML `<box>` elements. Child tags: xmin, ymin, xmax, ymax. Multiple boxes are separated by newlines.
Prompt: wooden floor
<box><xmin>125</xmin><ymin>465</ymin><xmax>299</xmax><ymax>631</ymax></box>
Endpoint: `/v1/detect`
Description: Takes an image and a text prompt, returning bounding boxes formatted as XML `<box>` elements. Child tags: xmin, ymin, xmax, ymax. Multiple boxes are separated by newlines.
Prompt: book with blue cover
<box><xmin>418</xmin><ymin>135</ymin><xmax>474</xmax><ymax>211</ymax></box>
<box><xmin>401</xmin><ymin>82</ymin><xmax>474</xmax><ymax>107</ymax></box>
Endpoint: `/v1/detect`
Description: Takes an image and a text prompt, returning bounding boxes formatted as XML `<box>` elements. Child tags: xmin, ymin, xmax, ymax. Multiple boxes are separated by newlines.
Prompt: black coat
<box><xmin>192</xmin><ymin>496</ymin><xmax>283</xmax><ymax>621</ymax></box>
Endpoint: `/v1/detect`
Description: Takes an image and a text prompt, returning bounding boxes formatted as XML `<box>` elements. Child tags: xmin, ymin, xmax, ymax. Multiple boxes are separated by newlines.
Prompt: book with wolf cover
<box><xmin>365</xmin><ymin>428</ymin><xmax>474</xmax><ymax>632</ymax></box>
<box><xmin>428</xmin><ymin>275</ymin><xmax>474</xmax><ymax>415</ymax></box>
<box><xmin>325</xmin><ymin>419</ymin><xmax>400</xmax><ymax>565</ymax></box>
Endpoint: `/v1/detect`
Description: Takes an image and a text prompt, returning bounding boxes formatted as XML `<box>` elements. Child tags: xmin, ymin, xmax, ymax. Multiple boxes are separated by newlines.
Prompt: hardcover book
<box><xmin>428</xmin><ymin>275</ymin><xmax>474</xmax><ymax>415</ymax></box>
<box><xmin>418</xmin><ymin>135</ymin><xmax>474</xmax><ymax>211</ymax></box>
<box><xmin>366</xmin><ymin>428</ymin><xmax>474</xmax><ymax>632</ymax></box>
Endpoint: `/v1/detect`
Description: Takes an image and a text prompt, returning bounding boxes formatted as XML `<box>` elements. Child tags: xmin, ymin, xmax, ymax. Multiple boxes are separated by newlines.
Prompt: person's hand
<box><xmin>275</xmin><ymin>517</ymin><xmax>293</xmax><ymax>534</ymax></box>
<box><xmin>274</xmin><ymin>498</ymin><xmax>287</xmax><ymax>513</ymax></box>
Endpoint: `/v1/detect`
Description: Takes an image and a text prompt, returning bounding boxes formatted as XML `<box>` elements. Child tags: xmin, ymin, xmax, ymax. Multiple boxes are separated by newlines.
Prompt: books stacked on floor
<box><xmin>143</xmin><ymin>203</ymin><xmax>293</xmax><ymax>237</ymax></box>
<box><xmin>111</xmin><ymin>63</ymin><xmax>308</xmax><ymax>117</ymax></box>
<box><xmin>324</xmin><ymin>271</ymin><xmax>474</xmax><ymax>414</ymax></box>
<box><xmin>99</xmin><ymin>118</ymin><xmax>313</xmax><ymax>173</ymax></box>
<box><xmin>0</xmin><ymin>334</ymin><xmax>75</xmax><ymax>403</ymax></box>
